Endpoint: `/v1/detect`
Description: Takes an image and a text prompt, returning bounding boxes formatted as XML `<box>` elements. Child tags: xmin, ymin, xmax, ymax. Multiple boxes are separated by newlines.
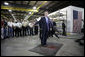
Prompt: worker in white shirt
<box><xmin>17</xmin><ymin>20</ymin><xmax>22</xmax><ymax>37</ymax></box>
<box><xmin>25</xmin><ymin>20</ymin><xmax>29</xmax><ymax>36</ymax></box>
<box><xmin>15</xmin><ymin>19</ymin><xmax>20</xmax><ymax>37</ymax></box>
<box><xmin>12</xmin><ymin>20</ymin><xmax>17</xmax><ymax>37</ymax></box>
<box><xmin>29</xmin><ymin>20</ymin><xmax>34</xmax><ymax>36</ymax></box>
<box><xmin>8</xmin><ymin>19</ymin><xmax>13</xmax><ymax>38</ymax></box>
<box><xmin>14</xmin><ymin>21</ymin><xmax>18</xmax><ymax>37</ymax></box>
<box><xmin>27</xmin><ymin>21</ymin><xmax>30</xmax><ymax>35</ymax></box>
<box><xmin>22</xmin><ymin>20</ymin><xmax>28</xmax><ymax>36</ymax></box>
<box><xmin>20</xmin><ymin>19</ymin><xmax>23</xmax><ymax>36</ymax></box>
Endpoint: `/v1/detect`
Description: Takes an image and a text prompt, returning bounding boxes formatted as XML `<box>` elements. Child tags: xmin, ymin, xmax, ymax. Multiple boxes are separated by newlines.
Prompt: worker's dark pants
<box><xmin>27</xmin><ymin>26</ymin><xmax>30</xmax><ymax>35</ymax></box>
<box><xmin>18</xmin><ymin>28</ymin><xmax>22</xmax><ymax>36</ymax></box>
<box><xmin>29</xmin><ymin>27</ymin><xmax>33</xmax><ymax>36</ymax></box>
<box><xmin>15</xmin><ymin>27</ymin><xmax>19</xmax><ymax>37</ymax></box>
<box><xmin>22</xmin><ymin>26</ymin><xmax>27</xmax><ymax>36</ymax></box>
<box><xmin>34</xmin><ymin>26</ymin><xmax>38</xmax><ymax>35</ymax></box>
<box><xmin>15</xmin><ymin>28</ymin><xmax>17</xmax><ymax>37</ymax></box>
<box><xmin>13</xmin><ymin>27</ymin><xmax>15</xmax><ymax>37</ymax></box>
<box><xmin>40</xmin><ymin>30</ymin><xmax>42</xmax><ymax>39</ymax></box>
<box><xmin>26</xmin><ymin>27</ymin><xmax>28</xmax><ymax>35</ymax></box>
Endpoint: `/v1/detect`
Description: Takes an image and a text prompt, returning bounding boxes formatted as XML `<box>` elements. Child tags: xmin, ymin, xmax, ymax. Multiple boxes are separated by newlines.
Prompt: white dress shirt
<box><xmin>18</xmin><ymin>22</ymin><xmax>22</xmax><ymax>28</ymax></box>
<box><xmin>12</xmin><ymin>22</ymin><xmax>17</xmax><ymax>27</ymax></box>
<box><xmin>8</xmin><ymin>22</ymin><xmax>13</xmax><ymax>27</ymax></box>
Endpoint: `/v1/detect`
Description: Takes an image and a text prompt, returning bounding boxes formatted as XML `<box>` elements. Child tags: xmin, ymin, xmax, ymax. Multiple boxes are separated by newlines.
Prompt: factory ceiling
<box><xmin>1</xmin><ymin>1</ymin><xmax>84</xmax><ymax>20</ymax></box>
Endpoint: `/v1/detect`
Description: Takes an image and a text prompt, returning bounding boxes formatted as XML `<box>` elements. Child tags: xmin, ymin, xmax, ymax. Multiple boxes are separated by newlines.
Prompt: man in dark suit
<box><xmin>34</xmin><ymin>11</ymin><xmax>52</xmax><ymax>46</ymax></box>
<box><xmin>49</xmin><ymin>19</ymin><xmax>59</xmax><ymax>39</ymax></box>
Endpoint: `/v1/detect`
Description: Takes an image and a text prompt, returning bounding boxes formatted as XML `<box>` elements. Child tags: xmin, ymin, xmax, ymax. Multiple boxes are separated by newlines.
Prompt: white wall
<box><xmin>66</xmin><ymin>6</ymin><xmax>73</xmax><ymax>33</ymax></box>
<box><xmin>57</xmin><ymin>6</ymin><xmax>73</xmax><ymax>33</ymax></box>
<box><xmin>48</xmin><ymin>5</ymin><xmax>84</xmax><ymax>33</ymax></box>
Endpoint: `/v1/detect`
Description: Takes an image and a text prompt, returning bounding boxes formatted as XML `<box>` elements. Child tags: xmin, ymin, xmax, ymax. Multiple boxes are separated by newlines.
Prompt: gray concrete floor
<box><xmin>1</xmin><ymin>34</ymin><xmax>84</xmax><ymax>56</ymax></box>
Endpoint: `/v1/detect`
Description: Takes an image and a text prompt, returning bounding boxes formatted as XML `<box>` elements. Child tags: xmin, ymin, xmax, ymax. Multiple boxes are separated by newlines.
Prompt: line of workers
<box><xmin>1</xmin><ymin>19</ymin><xmax>38</xmax><ymax>39</ymax></box>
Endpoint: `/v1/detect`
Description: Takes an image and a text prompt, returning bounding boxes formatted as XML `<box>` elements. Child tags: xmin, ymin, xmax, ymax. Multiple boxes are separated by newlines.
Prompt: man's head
<box><xmin>44</xmin><ymin>11</ymin><xmax>49</xmax><ymax>17</ymax></box>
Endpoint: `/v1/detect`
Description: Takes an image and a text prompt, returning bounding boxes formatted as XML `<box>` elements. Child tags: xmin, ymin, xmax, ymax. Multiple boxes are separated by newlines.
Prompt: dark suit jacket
<box><xmin>35</xmin><ymin>17</ymin><xmax>52</xmax><ymax>32</ymax></box>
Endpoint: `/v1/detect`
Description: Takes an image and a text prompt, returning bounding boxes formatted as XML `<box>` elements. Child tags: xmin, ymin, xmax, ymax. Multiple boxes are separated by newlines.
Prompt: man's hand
<box><xmin>29</xmin><ymin>22</ymin><xmax>35</xmax><ymax>28</ymax></box>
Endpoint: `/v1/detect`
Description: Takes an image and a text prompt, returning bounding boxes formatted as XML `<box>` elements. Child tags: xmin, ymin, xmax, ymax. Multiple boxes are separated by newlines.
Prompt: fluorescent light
<box><xmin>9</xmin><ymin>10</ymin><xmax>12</xmax><ymax>12</ymax></box>
<box><xmin>45</xmin><ymin>1</ymin><xmax>47</xmax><ymax>2</ymax></box>
<box><xmin>29</xmin><ymin>12</ymin><xmax>31</xmax><ymax>14</ymax></box>
<box><xmin>33</xmin><ymin>6</ymin><xmax>36</xmax><ymax>10</ymax></box>
<box><xmin>4</xmin><ymin>2</ymin><xmax>9</xmax><ymax>5</ymax></box>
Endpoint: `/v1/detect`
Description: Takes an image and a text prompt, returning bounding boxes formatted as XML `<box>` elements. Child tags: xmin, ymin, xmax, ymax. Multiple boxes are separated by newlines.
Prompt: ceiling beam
<box><xmin>3</xmin><ymin>1</ymin><xmax>32</xmax><ymax>9</ymax></box>
<box><xmin>1</xmin><ymin>5</ymin><xmax>38</xmax><ymax>12</ymax></box>
<box><xmin>33</xmin><ymin>13</ymin><xmax>43</xmax><ymax>16</ymax></box>
<box><xmin>27</xmin><ymin>1</ymin><xmax>48</xmax><ymax>20</ymax></box>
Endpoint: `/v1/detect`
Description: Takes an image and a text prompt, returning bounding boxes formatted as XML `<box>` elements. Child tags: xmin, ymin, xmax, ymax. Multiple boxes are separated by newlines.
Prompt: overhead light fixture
<box><xmin>44</xmin><ymin>1</ymin><xmax>47</xmax><ymax>2</ymax></box>
<box><xmin>33</xmin><ymin>6</ymin><xmax>36</xmax><ymax>10</ymax></box>
<box><xmin>29</xmin><ymin>12</ymin><xmax>32</xmax><ymax>14</ymax></box>
<box><xmin>9</xmin><ymin>10</ymin><xmax>12</xmax><ymax>12</ymax></box>
<box><xmin>4</xmin><ymin>2</ymin><xmax>9</xmax><ymax>5</ymax></box>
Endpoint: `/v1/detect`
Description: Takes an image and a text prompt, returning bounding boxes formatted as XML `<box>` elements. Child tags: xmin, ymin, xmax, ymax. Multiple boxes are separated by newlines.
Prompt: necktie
<box><xmin>45</xmin><ymin>17</ymin><xmax>49</xmax><ymax>30</ymax></box>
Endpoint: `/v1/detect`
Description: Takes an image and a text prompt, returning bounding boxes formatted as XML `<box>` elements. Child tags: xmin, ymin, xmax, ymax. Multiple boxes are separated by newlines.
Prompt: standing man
<box><xmin>4</xmin><ymin>19</ymin><xmax>8</xmax><ymax>39</ymax></box>
<box><xmin>15</xmin><ymin>21</ymin><xmax>18</xmax><ymax>37</ymax></box>
<box><xmin>22</xmin><ymin>20</ymin><xmax>28</xmax><ymax>36</ymax></box>
<box><xmin>15</xmin><ymin>20</ymin><xmax>19</xmax><ymax>37</ymax></box>
<box><xmin>29</xmin><ymin>20</ymin><xmax>34</xmax><ymax>36</ymax></box>
<box><xmin>34</xmin><ymin>11</ymin><xmax>52</xmax><ymax>46</ymax></box>
<box><xmin>12</xmin><ymin>20</ymin><xmax>16</xmax><ymax>37</ymax></box>
<box><xmin>8</xmin><ymin>19</ymin><xmax>13</xmax><ymax>38</ymax></box>
<box><xmin>22</xmin><ymin>20</ymin><xmax>26</xmax><ymax>36</ymax></box>
<box><xmin>62</xmin><ymin>20</ymin><xmax>66</xmax><ymax>36</ymax></box>
<box><xmin>52</xmin><ymin>21</ymin><xmax>59</xmax><ymax>38</ymax></box>
<box><xmin>34</xmin><ymin>19</ymin><xmax>38</xmax><ymax>35</ymax></box>
<box><xmin>17</xmin><ymin>20</ymin><xmax>22</xmax><ymax>37</ymax></box>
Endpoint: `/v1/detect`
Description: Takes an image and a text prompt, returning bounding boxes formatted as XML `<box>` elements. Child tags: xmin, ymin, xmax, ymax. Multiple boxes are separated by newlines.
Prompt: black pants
<box><xmin>62</xmin><ymin>28</ymin><xmax>66</xmax><ymax>36</ymax></box>
<box><xmin>26</xmin><ymin>27</ymin><xmax>28</xmax><ymax>35</ymax></box>
<box><xmin>34</xmin><ymin>26</ymin><xmax>38</xmax><ymax>35</ymax></box>
<box><xmin>29</xmin><ymin>27</ymin><xmax>33</xmax><ymax>36</ymax></box>
<box><xmin>15</xmin><ymin>27</ymin><xmax>19</xmax><ymax>37</ymax></box>
<box><xmin>40</xmin><ymin>30</ymin><xmax>48</xmax><ymax>45</ymax></box>
<box><xmin>22</xmin><ymin>26</ymin><xmax>27</xmax><ymax>36</ymax></box>
<box><xmin>13</xmin><ymin>27</ymin><xmax>14</xmax><ymax>37</ymax></box>
<box><xmin>18</xmin><ymin>28</ymin><xmax>22</xmax><ymax>36</ymax></box>
<box><xmin>40</xmin><ymin>30</ymin><xmax>42</xmax><ymax>39</ymax></box>
<box><xmin>27</xmin><ymin>26</ymin><xmax>30</xmax><ymax>35</ymax></box>
<box><xmin>13</xmin><ymin>27</ymin><xmax>16</xmax><ymax>37</ymax></box>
